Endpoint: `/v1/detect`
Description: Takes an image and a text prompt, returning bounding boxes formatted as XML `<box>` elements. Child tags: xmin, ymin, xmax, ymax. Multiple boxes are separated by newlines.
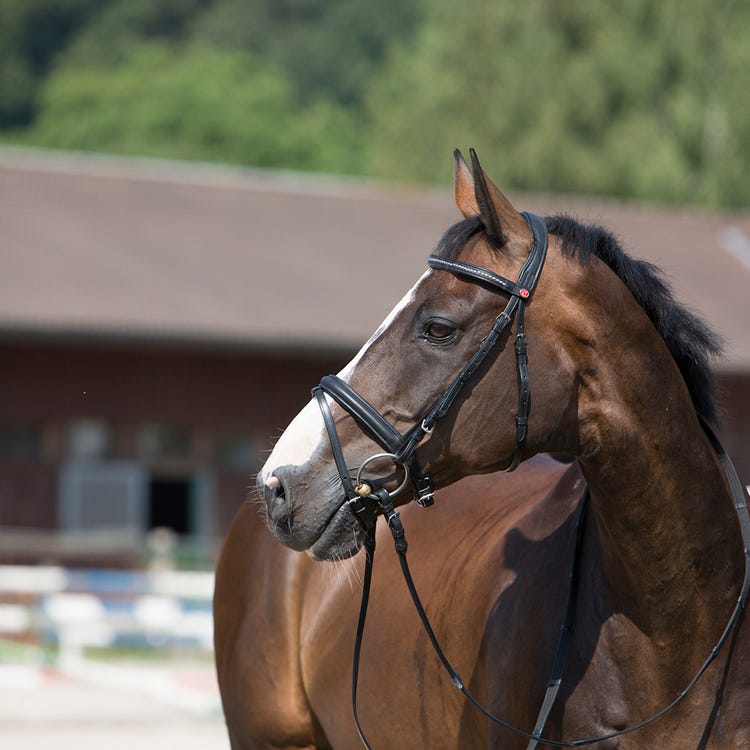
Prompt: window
<box><xmin>136</xmin><ymin>424</ymin><xmax>192</xmax><ymax>461</ymax></box>
<box><xmin>67</xmin><ymin>420</ymin><xmax>111</xmax><ymax>459</ymax></box>
<box><xmin>59</xmin><ymin>460</ymin><xmax>148</xmax><ymax>532</ymax></box>
<box><xmin>0</xmin><ymin>425</ymin><xmax>40</xmax><ymax>461</ymax></box>
<box><xmin>149</xmin><ymin>477</ymin><xmax>191</xmax><ymax>534</ymax></box>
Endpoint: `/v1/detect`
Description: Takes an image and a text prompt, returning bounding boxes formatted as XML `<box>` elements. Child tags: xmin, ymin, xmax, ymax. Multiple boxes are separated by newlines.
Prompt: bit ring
<box><xmin>355</xmin><ymin>452</ymin><xmax>410</xmax><ymax>498</ymax></box>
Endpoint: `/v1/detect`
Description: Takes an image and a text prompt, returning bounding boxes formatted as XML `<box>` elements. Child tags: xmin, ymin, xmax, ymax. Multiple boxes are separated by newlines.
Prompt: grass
<box><xmin>0</xmin><ymin>636</ymin><xmax>213</xmax><ymax>666</ymax></box>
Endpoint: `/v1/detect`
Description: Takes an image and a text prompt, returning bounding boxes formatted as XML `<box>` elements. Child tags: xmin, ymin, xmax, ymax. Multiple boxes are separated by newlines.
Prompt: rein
<box><xmin>354</xmin><ymin>426</ymin><xmax>750</xmax><ymax>748</ymax></box>
<box><xmin>310</xmin><ymin>212</ymin><xmax>750</xmax><ymax>747</ymax></box>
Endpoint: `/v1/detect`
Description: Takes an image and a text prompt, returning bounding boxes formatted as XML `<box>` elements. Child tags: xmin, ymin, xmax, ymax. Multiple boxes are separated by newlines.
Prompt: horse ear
<box><xmin>469</xmin><ymin>148</ymin><xmax>530</xmax><ymax>249</ymax></box>
<box><xmin>453</xmin><ymin>149</ymin><xmax>479</xmax><ymax>218</ymax></box>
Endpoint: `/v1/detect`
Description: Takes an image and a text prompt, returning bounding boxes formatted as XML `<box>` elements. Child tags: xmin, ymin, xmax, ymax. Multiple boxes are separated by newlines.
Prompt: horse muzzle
<box><xmin>258</xmin><ymin>465</ymin><xmax>371</xmax><ymax>559</ymax></box>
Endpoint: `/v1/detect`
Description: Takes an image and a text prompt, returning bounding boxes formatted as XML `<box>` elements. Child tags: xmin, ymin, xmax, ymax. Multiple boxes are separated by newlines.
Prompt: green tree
<box><xmin>58</xmin><ymin>0</ymin><xmax>208</xmax><ymax>67</ymax></box>
<box><xmin>0</xmin><ymin>0</ymin><xmax>108</xmax><ymax>126</ymax></box>
<box><xmin>366</xmin><ymin>0</ymin><xmax>750</xmax><ymax>207</ymax></box>
<box><xmin>26</xmin><ymin>43</ymin><xmax>365</xmax><ymax>173</ymax></box>
<box><xmin>4</xmin><ymin>0</ymin><xmax>750</xmax><ymax>207</ymax></box>
<box><xmin>191</xmin><ymin>0</ymin><xmax>423</xmax><ymax>108</ymax></box>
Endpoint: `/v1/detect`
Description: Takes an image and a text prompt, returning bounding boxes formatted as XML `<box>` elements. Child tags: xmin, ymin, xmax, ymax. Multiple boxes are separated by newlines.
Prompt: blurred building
<box><xmin>1</xmin><ymin>148</ymin><xmax>749</xmax><ymax>565</ymax></box>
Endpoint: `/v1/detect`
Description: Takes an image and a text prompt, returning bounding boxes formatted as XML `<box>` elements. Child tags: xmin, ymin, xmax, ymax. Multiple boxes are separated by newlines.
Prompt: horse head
<box><xmin>258</xmin><ymin>150</ymin><xmax>591</xmax><ymax>561</ymax></box>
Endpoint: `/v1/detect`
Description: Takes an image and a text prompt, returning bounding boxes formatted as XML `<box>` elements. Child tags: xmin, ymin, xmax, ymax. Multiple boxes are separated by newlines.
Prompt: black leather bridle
<box><xmin>312</xmin><ymin>210</ymin><xmax>548</xmax><ymax>526</ymax></box>
<box><xmin>309</xmin><ymin>211</ymin><xmax>750</xmax><ymax>748</ymax></box>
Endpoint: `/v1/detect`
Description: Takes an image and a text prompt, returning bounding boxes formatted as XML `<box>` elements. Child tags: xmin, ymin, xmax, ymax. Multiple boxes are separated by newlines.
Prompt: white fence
<box><xmin>0</xmin><ymin>565</ymin><xmax>214</xmax><ymax>660</ymax></box>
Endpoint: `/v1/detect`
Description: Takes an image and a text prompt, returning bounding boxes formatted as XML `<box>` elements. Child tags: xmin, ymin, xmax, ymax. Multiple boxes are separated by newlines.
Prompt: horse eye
<box><xmin>423</xmin><ymin>320</ymin><xmax>456</xmax><ymax>343</ymax></box>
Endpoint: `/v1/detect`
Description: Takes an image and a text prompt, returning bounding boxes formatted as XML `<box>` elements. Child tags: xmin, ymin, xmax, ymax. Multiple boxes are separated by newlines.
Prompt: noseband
<box><xmin>312</xmin><ymin>210</ymin><xmax>548</xmax><ymax>524</ymax></box>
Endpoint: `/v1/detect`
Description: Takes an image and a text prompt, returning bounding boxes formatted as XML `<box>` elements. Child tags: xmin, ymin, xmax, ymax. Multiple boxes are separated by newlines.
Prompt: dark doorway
<box><xmin>149</xmin><ymin>477</ymin><xmax>190</xmax><ymax>534</ymax></box>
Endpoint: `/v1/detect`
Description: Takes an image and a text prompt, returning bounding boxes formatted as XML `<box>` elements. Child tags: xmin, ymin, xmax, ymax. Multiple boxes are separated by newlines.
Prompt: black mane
<box><xmin>435</xmin><ymin>214</ymin><xmax>721</xmax><ymax>423</ymax></box>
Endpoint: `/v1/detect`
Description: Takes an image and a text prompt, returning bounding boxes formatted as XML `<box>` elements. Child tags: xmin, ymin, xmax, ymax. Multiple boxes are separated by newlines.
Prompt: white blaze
<box><xmin>260</xmin><ymin>397</ymin><xmax>327</xmax><ymax>481</ymax></box>
<box><xmin>259</xmin><ymin>271</ymin><xmax>430</xmax><ymax>480</ymax></box>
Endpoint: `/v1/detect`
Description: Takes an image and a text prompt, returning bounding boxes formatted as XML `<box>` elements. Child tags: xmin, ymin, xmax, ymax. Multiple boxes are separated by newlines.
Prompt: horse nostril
<box><xmin>268</xmin><ymin>474</ymin><xmax>285</xmax><ymax>501</ymax></box>
<box><xmin>262</xmin><ymin>471</ymin><xmax>294</xmax><ymax>529</ymax></box>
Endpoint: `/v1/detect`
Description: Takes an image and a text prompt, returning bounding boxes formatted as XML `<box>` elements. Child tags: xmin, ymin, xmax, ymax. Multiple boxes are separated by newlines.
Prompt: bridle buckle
<box><xmin>414</xmin><ymin>475</ymin><xmax>435</xmax><ymax>508</ymax></box>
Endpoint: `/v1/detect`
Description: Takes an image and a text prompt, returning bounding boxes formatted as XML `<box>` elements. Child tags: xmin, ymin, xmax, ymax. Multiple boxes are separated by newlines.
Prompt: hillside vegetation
<box><xmin>2</xmin><ymin>0</ymin><xmax>749</xmax><ymax>207</ymax></box>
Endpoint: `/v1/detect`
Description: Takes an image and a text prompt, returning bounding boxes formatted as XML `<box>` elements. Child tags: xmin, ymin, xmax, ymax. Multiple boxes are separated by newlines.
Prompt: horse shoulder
<box><xmin>299</xmin><ymin>456</ymin><xmax>580</xmax><ymax>749</ymax></box>
<box><xmin>214</xmin><ymin>501</ymin><xmax>326</xmax><ymax>749</ymax></box>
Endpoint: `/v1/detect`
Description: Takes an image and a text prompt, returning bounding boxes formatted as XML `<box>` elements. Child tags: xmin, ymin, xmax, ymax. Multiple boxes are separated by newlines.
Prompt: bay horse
<box><xmin>214</xmin><ymin>150</ymin><xmax>750</xmax><ymax>748</ymax></box>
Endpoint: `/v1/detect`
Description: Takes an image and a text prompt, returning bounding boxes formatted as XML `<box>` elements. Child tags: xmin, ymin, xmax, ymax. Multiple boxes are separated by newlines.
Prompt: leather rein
<box><xmin>310</xmin><ymin>212</ymin><xmax>750</xmax><ymax>748</ymax></box>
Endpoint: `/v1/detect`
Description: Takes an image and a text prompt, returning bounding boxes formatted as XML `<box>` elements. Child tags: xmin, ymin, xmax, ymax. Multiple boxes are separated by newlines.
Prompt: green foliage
<box><xmin>0</xmin><ymin>0</ymin><xmax>107</xmax><ymax>126</ymax></box>
<box><xmin>191</xmin><ymin>0</ymin><xmax>423</xmax><ymax>108</ymax></box>
<box><xmin>2</xmin><ymin>0</ymin><xmax>750</xmax><ymax>206</ymax></box>
<box><xmin>366</xmin><ymin>0</ymin><xmax>750</xmax><ymax>207</ymax></box>
<box><xmin>58</xmin><ymin>0</ymin><xmax>209</xmax><ymax>67</ymax></box>
<box><xmin>26</xmin><ymin>43</ymin><xmax>364</xmax><ymax>173</ymax></box>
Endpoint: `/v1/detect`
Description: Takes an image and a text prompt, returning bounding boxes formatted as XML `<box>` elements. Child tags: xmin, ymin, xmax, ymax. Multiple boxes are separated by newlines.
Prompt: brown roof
<box><xmin>2</xmin><ymin>147</ymin><xmax>749</xmax><ymax>370</ymax></box>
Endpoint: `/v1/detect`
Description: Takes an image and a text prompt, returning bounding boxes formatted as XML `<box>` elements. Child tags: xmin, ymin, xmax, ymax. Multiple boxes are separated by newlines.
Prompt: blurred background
<box><xmin>0</xmin><ymin>1</ymin><xmax>749</xmax><ymax>747</ymax></box>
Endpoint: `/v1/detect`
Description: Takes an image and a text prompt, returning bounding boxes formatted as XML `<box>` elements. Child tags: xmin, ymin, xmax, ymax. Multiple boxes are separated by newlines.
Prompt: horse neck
<box><xmin>574</xmin><ymin>306</ymin><xmax>743</xmax><ymax>643</ymax></box>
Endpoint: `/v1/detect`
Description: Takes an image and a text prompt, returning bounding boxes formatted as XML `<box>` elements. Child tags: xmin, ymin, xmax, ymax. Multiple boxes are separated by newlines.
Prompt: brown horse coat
<box><xmin>217</xmin><ymin>151</ymin><xmax>750</xmax><ymax>748</ymax></box>
<box><xmin>215</xmin><ymin>457</ymin><xmax>588</xmax><ymax>748</ymax></box>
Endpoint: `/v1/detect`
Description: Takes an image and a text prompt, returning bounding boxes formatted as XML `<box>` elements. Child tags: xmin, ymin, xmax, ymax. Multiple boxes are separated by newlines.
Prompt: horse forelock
<box><xmin>431</xmin><ymin>213</ymin><xmax>721</xmax><ymax>424</ymax></box>
<box><xmin>434</xmin><ymin>215</ymin><xmax>485</xmax><ymax>260</ymax></box>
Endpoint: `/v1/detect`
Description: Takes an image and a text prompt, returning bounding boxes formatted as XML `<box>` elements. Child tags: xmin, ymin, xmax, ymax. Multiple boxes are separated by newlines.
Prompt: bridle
<box><xmin>312</xmin><ymin>210</ymin><xmax>548</xmax><ymax>525</ymax></box>
<box><xmin>310</xmin><ymin>212</ymin><xmax>750</xmax><ymax>748</ymax></box>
